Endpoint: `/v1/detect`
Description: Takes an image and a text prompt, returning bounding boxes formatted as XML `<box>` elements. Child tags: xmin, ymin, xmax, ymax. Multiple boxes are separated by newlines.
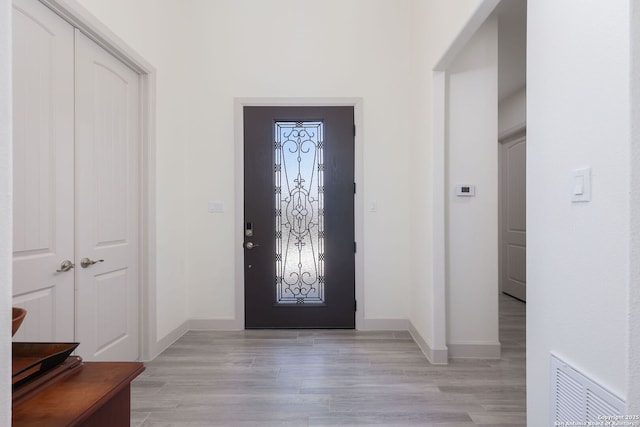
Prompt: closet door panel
<box><xmin>75</xmin><ymin>30</ymin><xmax>140</xmax><ymax>361</ymax></box>
<box><xmin>12</xmin><ymin>0</ymin><xmax>75</xmax><ymax>342</ymax></box>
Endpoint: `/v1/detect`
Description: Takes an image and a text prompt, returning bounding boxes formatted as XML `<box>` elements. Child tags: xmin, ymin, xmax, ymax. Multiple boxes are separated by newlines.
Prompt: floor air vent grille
<box><xmin>551</xmin><ymin>354</ymin><xmax>625</xmax><ymax>424</ymax></box>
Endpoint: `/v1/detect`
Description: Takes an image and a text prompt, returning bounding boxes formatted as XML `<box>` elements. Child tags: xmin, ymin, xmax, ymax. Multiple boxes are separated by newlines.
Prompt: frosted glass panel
<box><xmin>275</xmin><ymin>121</ymin><xmax>324</xmax><ymax>304</ymax></box>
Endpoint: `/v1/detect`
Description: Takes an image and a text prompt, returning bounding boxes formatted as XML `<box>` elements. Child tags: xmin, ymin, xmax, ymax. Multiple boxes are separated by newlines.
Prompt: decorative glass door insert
<box><xmin>274</xmin><ymin>121</ymin><xmax>324</xmax><ymax>304</ymax></box>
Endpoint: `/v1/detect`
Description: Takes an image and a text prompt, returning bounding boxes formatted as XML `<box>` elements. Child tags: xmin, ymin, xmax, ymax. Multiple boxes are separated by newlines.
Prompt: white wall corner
<box><xmin>434</xmin><ymin>0</ymin><xmax>501</xmax><ymax>71</ymax></box>
<box><xmin>147</xmin><ymin>320</ymin><xmax>189</xmax><ymax>361</ymax></box>
<box><xmin>408</xmin><ymin>321</ymin><xmax>448</xmax><ymax>365</ymax></box>
<box><xmin>432</xmin><ymin>70</ymin><xmax>448</xmax><ymax>354</ymax></box>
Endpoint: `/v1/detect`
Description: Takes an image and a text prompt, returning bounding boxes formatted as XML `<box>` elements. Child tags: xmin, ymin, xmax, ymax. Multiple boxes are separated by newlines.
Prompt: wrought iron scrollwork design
<box><xmin>274</xmin><ymin>121</ymin><xmax>324</xmax><ymax>304</ymax></box>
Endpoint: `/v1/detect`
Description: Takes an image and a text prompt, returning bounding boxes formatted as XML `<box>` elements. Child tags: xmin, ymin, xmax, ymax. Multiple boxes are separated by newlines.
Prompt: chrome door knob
<box><xmin>80</xmin><ymin>258</ymin><xmax>104</xmax><ymax>268</ymax></box>
<box><xmin>244</xmin><ymin>242</ymin><xmax>259</xmax><ymax>250</ymax></box>
<box><xmin>56</xmin><ymin>260</ymin><xmax>75</xmax><ymax>272</ymax></box>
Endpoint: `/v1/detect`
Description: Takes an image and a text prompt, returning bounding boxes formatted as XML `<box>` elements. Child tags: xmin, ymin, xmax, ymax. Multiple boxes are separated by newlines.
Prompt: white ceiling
<box><xmin>494</xmin><ymin>0</ymin><xmax>527</xmax><ymax>101</ymax></box>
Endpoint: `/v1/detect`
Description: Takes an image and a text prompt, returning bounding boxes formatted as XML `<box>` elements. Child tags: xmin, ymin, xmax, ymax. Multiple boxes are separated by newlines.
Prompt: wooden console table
<box><xmin>12</xmin><ymin>361</ymin><xmax>144</xmax><ymax>427</ymax></box>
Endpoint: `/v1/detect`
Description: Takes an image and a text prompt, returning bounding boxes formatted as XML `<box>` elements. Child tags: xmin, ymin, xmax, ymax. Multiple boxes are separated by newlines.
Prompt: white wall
<box><xmin>77</xmin><ymin>0</ymin><xmax>490</xmax><ymax>360</ymax></box>
<box><xmin>408</xmin><ymin>0</ymin><xmax>482</xmax><ymax>361</ymax></box>
<box><xmin>528</xmin><ymin>0</ymin><xmax>630</xmax><ymax>423</ymax></box>
<box><xmin>74</xmin><ymin>0</ymin><xmax>493</xmax><ymax>353</ymax></box>
<box><xmin>446</xmin><ymin>17</ymin><xmax>499</xmax><ymax>357</ymax></box>
<box><xmin>76</xmin><ymin>0</ymin><xmax>439</xmax><ymax>336</ymax></box>
<box><xmin>0</xmin><ymin>0</ymin><xmax>11</xmax><ymax>421</ymax></box>
<box><xmin>182</xmin><ymin>0</ymin><xmax>415</xmax><ymax>323</ymax></box>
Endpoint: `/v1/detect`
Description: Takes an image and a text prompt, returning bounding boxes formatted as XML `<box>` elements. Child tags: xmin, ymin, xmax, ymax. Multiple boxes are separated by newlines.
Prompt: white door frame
<box><xmin>234</xmin><ymin>98</ymin><xmax>365</xmax><ymax>330</ymax></box>
<box><xmin>38</xmin><ymin>0</ymin><xmax>157</xmax><ymax>361</ymax></box>
<box><xmin>0</xmin><ymin>0</ymin><xmax>11</xmax><ymax>421</ymax></box>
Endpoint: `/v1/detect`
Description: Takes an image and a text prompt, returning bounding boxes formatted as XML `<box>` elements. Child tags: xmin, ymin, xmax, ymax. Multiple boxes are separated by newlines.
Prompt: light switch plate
<box><xmin>571</xmin><ymin>168</ymin><xmax>591</xmax><ymax>202</ymax></box>
<box><xmin>208</xmin><ymin>201</ymin><xmax>225</xmax><ymax>213</ymax></box>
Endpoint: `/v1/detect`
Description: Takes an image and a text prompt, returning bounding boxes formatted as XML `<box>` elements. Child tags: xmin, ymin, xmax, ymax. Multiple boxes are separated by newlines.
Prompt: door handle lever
<box><xmin>80</xmin><ymin>258</ymin><xmax>104</xmax><ymax>268</ymax></box>
<box><xmin>56</xmin><ymin>260</ymin><xmax>75</xmax><ymax>272</ymax></box>
<box><xmin>244</xmin><ymin>242</ymin><xmax>259</xmax><ymax>250</ymax></box>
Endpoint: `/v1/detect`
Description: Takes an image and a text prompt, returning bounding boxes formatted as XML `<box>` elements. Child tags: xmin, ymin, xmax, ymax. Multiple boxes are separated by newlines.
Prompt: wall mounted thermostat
<box><xmin>455</xmin><ymin>184</ymin><xmax>476</xmax><ymax>197</ymax></box>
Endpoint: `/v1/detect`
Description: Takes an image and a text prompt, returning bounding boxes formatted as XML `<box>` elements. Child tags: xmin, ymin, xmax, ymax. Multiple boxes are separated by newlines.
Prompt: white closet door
<box><xmin>12</xmin><ymin>0</ymin><xmax>75</xmax><ymax>342</ymax></box>
<box><xmin>501</xmin><ymin>134</ymin><xmax>526</xmax><ymax>301</ymax></box>
<box><xmin>75</xmin><ymin>31</ymin><xmax>140</xmax><ymax>361</ymax></box>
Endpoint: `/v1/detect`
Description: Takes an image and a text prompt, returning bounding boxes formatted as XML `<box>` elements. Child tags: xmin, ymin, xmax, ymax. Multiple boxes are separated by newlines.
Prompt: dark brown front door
<box><xmin>243</xmin><ymin>106</ymin><xmax>355</xmax><ymax>328</ymax></box>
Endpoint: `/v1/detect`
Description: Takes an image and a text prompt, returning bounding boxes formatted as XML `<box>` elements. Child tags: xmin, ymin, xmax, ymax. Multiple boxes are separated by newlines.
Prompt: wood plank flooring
<box><xmin>132</xmin><ymin>294</ymin><xmax>525</xmax><ymax>426</ymax></box>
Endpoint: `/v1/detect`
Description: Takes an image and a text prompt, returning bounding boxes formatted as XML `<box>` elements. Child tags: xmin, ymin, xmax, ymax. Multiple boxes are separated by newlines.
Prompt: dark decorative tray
<box><xmin>12</xmin><ymin>342</ymin><xmax>79</xmax><ymax>390</ymax></box>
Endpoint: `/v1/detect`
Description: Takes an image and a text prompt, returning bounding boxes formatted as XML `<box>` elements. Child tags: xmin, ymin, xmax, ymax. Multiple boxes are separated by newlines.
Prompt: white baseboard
<box><xmin>189</xmin><ymin>318</ymin><xmax>243</xmax><ymax>330</ymax></box>
<box><xmin>408</xmin><ymin>321</ymin><xmax>448</xmax><ymax>365</ymax></box>
<box><xmin>448</xmin><ymin>341</ymin><xmax>501</xmax><ymax>359</ymax></box>
<box><xmin>148</xmin><ymin>320</ymin><xmax>189</xmax><ymax>361</ymax></box>
<box><xmin>357</xmin><ymin>318</ymin><xmax>410</xmax><ymax>331</ymax></box>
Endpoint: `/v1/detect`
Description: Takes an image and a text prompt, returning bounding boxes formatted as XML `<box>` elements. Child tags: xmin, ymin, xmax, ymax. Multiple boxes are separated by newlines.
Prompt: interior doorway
<box><xmin>496</xmin><ymin>0</ymin><xmax>527</xmax><ymax>303</ymax></box>
<box><xmin>432</xmin><ymin>0</ymin><xmax>527</xmax><ymax>358</ymax></box>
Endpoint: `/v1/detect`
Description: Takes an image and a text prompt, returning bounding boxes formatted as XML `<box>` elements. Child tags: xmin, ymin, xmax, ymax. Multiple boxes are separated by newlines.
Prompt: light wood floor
<box><xmin>131</xmin><ymin>294</ymin><xmax>526</xmax><ymax>426</ymax></box>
